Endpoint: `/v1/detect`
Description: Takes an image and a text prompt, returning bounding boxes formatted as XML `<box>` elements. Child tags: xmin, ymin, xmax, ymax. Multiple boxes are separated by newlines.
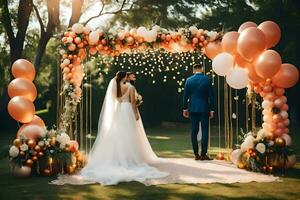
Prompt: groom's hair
<box><xmin>193</xmin><ymin>64</ymin><xmax>203</xmax><ymax>70</ymax></box>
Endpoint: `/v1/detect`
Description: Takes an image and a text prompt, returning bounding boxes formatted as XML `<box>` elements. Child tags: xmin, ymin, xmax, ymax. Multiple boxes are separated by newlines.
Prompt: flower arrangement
<box><xmin>8</xmin><ymin>128</ymin><xmax>86</xmax><ymax>177</ymax></box>
<box><xmin>135</xmin><ymin>92</ymin><xmax>143</xmax><ymax>106</ymax></box>
<box><xmin>231</xmin><ymin>129</ymin><xmax>296</xmax><ymax>173</ymax></box>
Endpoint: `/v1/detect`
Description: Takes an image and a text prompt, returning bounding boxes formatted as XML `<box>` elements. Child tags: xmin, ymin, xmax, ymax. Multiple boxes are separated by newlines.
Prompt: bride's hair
<box><xmin>115</xmin><ymin>71</ymin><xmax>127</xmax><ymax>97</ymax></box>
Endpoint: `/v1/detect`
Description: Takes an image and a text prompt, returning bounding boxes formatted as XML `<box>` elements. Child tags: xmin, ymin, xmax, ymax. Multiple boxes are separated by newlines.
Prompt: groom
<box><xmin>183</xmin><ymin>64</ymin><xmax>214</xmax><ymax>161</ymax></box>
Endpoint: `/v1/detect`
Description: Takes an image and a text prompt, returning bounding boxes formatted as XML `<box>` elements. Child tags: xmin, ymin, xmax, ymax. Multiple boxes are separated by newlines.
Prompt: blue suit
<box><xmin>183</xmin><ymin>73</ymin><xmax>214</xmax><ymax>156</ymax></box>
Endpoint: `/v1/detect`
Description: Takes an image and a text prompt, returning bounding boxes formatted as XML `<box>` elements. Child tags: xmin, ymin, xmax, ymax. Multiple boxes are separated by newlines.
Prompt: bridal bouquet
<box><xmin>136</xmin><ymin>92</ymin><xmax>143</xmax><ymax>106</ymax></box>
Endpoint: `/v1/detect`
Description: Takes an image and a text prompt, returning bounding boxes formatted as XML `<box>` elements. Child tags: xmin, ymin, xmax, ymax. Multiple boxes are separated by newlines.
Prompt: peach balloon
<box><xmin>283</xmin><ymin>119</ymin><xmax>290</xmax><ymax>126</ymax></box>
<box><xmin>263</xmin><ymin>85</ymin><xmax>273</xmax><ymax>93</ymax></box>
<box><xmin>237</xmin><ymin>27</ymin><xmax>266</xmax><ymax>61</ymax></box>
<box><xmin>222</xmin><ymin>31</ymin><xmax>239</xmax><ymax>54</ymax></box>
<box><xmin>235</xmin><ymin>54</ymin><xmax>252</xmax><ymax>68</ymax></box>
<box><xmin>17</xmin><ymin>125</ymin><xmax>45</xmax><ymax>140</ymax></box>
<box><xmin>274</xmin><ymin>87</ymin><xmax>285</xmax><ymax>96</ymax></box>
<box><xmin>258</xmin><ymin>21</ymin><xmax>281</xmax><ymax>48</ymax></box>
<box><xmin>204</xmin><ymin>42</ymin><xmax>222</xmax><ymax>59</ymax></box>
<box><xmin>30</xmin><ymin>115</ymin><xmax>45</xmax><ymax>127</ymax></box>
<box><xmin>281</xmin><ymin>104</ymin><xmax>289</xmax><ymax>111</ymax></box>
<box><xmin>264</xmin><ymin>92</ymin><xmax>276</xmax><ymax>101</ymax></box>
<box><xmin>238</xmin><ymin>21</ymin><xmax>258</xmax><ymax>33</ymax></box>
<box><xmin>274</xmin><ymin>98</ymin><xmax>284</xmax><ymax>108</ymax></box>
<box><xmin>7</xmin><ymin>78</ymin><xmax>37</xmax><ymax>102</ymax></box>
<box><xmin>12</xmin><ymin>59</ymin><xmax>36</xmax><ymax>81</ymax></box>
<box><xmin>272</xmin><ymin>114</ymin><xmax>282</xmax><ymax>123</ymax></box>
<box><xmin>8</xmin><ymin>96</ymin><xmax>35</xmax><ymax>123</ymax></box>
<box><xmin>274</xmin><ymin>128</ymin><xmax>284</xmax><ymax>136</ymax></box>
<box><xmin>272</xmin><ymin>63</ymin><xmax>299</xmax><ymax>88</ymax></box>
<box><xmin>254</xmin><ymin>50</ymin><xmax>282</xmax><ymax>78</ymax></box>
<box><xmin>280</xmin><ymin>111</ymin><xmax>289</xmax><ymax>120</ymax></box>
<box><xmin>247</xmin><ymin>64</ymin><xmax>264</xmax><ymax>83</ymax></box>
<box><xmin>277</xmin><ymin>122</ymin><xmax>285</xmax><ymax>129</ymax></box>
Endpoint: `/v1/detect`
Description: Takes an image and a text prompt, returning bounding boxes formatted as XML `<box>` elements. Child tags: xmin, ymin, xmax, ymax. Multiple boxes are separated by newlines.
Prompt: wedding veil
<box><xmin>88</xmin><ymin>78</ymin><xmax>119</xmax><ymax>155</ymax></box>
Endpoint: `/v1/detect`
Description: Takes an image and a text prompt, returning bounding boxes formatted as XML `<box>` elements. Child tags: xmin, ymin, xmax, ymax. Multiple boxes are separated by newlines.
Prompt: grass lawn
<box><xmin>0</xmin><ymin>124</ymin><xmax>299</xmax><ymax>200</ymax></box>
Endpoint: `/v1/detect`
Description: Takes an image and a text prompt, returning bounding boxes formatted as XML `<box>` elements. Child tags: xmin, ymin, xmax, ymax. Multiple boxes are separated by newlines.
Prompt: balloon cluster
<box><xmin>7</xmin><ymin>59</ymin><xmax>85</xmax><ymax>177</ymax></box>
<box><xmin>211</xmin><ymin>21</ymin><xmax>299</xmax><ymax>90</ymax></box>
<box><xmin>221</xmin><ymin>21</ymin><xmax>299</xmax><ymax>172</ymax></box>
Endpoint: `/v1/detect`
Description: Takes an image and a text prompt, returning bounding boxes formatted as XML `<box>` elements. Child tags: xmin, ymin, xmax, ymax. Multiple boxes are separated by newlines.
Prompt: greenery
<box><xmin>0</xmin><ymin>125</ymin><xmax>300</xmax><ymax>200</ymax></box>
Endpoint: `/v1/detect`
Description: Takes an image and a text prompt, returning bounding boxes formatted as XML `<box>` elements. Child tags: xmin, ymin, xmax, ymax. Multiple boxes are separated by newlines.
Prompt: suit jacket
<box><xmin>183</xmin><ymin>73</ymin><xmax>214</xmax><ymax>113</ymax></box>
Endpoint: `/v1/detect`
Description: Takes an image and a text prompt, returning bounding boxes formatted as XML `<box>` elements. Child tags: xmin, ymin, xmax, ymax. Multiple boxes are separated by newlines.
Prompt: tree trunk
<box><xmin>34</xmin><ymin>33</ymin><xmax>52</xmax><ymax>72</ymax></box>
<box><xmin>68</xmin><ymin>0</ymin><xmax>84</xmax><ymax>27</ymax></box>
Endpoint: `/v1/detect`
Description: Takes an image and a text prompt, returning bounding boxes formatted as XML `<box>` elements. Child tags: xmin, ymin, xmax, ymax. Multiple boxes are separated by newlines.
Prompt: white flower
<box><xmin>256</xmin><ymin>143</ymin><xmax>266</xmax><ymax>154</ymax></box>
<box><xmin>45</xmin><ymin>141</ymin><xmax>50</xmax><ymax>146</ymax></box>
<box><xmin>244</xmin><ymin>135</ymin><xmax>255</xmax><ymax>144</ymax></box>
<box><xmin>57</xmin><ymin>133</ymin><xmax>70</xmax><ymax>144</ymax></box>
<box><xmin>256</xmin><ymin>129</ymin><xmax>265</xmax><ymax>140</ymax></box>
<box><xmin>9</xmin><ymin>146</ymin><xmax>19</xmax><ymax>158</ymax></box>
<box><xmin>71</xmin><ymin>23</ymin><xmax>84</xmax><ymax>34</ymax></box>
<box><xmin>189</xmin><ymin>26</ymin><xmax>198</xmax><ymax>35</ymax></box>
<box><xmin>240</xmin><ymin>140</ymin><xmax>254</xmax><ymax>152</ymax></box>
<box><xmin>20</xmin><ymin>144</ymin><xmax>28</xmax><ymax>151</ymax></box>
<box><xmin>232</xmin><ymin>113</ymin><xmax>237</xmax><ymax>119</ymax></box>
<box><xmin>268</xmin><ymin>141</ymin><xmax>274</xmax><ymax>146</ymax></box>
<box><xmin>38</xmin><ymin>141</ymin><xmax>45</xmax><ymax>147</ymax></box>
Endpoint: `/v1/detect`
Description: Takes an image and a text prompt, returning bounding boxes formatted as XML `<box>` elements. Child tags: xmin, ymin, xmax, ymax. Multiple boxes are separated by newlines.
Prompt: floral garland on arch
<box><xmin>58</xmin><ymin>24</ymin><xmax>222</xmax><ymax>132</ymax></box>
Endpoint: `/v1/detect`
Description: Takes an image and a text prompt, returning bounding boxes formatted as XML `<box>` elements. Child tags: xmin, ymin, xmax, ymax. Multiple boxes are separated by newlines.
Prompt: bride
<box><xmin>77</xmin><ymin>71</ymin><xmax>168</xmax><ymax>185</ymax></box>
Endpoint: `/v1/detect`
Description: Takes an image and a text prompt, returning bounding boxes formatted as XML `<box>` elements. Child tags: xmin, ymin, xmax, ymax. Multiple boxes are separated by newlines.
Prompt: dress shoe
<box><xmin>200</xmin><ymin>155</ymin><xmax>213</xmax><ymax>161</ymax></box>
<box><xmin>195</xmin><ymin>155</ymin><xmax>201</xmax><ymax>160</ymax></box>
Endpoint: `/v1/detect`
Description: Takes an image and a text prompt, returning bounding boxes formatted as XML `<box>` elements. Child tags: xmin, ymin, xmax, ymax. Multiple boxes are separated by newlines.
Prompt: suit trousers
<box><xmin>189</xmin><ymin>112</ymin><xmax>209</xmax><ymax>156</ymax></box>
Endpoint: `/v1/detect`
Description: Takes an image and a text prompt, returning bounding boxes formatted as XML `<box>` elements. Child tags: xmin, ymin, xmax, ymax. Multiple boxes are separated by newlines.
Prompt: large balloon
<box><xmin>8</xmin><ymin>96</ymin><xmax>35</xmax><ymax>123</ymax></box>
<box><xmin>226</xmin><ymin>67</ymin><xmax>249</xmax><ymax>89</ymax></box>
<box><xmin>17</xmin><ymin>115</ymin><xmax>46</xmax><ymax>135</ymax></box>
<box><xmin>212</xmin><ymin>53</ymin><xmax>234</xmax><ymax>76</ymax></box>
<box><xmin>254</xmin><ymin>50</ymin><xmax>282</xmax><ymax>78</ymax></box>
<box><xmin>238</xmin><ymin>21</ymin><xmax>257</xmax><ymax>33</ymax></box>
<box><xmin>7</xmin><ymin>78</ymin><xmax>37</xmax><ymax>102</ymax></box>
<box><xmin>237</xmin><ymin>27</ymin><xmax>266</xmax><ymax>61</ymax></box>
<box><xmin>17</xmin><ymin>124</ymin><xmax>45</xmax><ymax>140</ymax></box>
<box><xmin>258</xmin><ymin>21</ymin><xmax>281</xmax><ymax>48</ymax></box>
<box><xmin>11</xmin><ymin>59</ymin><xmax>35</xmax><ymax>81</ymax></box>
<box><xmin>272</xmin><ymin>63</ymin><xmax>299</xmax><ymax>88</ymax></box>
<box><xmin>222</xmin><ymin>31</ymin><xmax>239</xmax><ymax>55</ymax></box>
<box><xmin>204</xmin><ymin>42</ymin><xmax>223</xmax><ymax>59</ymax></box>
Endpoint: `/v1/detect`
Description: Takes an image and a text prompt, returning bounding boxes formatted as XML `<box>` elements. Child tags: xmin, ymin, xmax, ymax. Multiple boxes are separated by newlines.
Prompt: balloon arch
<box><xmin>7</xmin><ymin>21</ymin><xmax>299</xmax><ymax>177</ymax></box>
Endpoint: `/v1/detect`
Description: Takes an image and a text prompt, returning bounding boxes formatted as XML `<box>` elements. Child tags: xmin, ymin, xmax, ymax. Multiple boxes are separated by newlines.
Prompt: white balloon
<box><xmin>137</xmin><ymin>26</ymin><xmax>147</xmax><ymax>37</ymax></box>
<box><xmin>71</xmin><ymin>23</ymin><xmax>84</xmax><ymax>34</ymax></box>
<box><xmin>89</xmin><ymin>31</ymin><xmax>100</xmax><ymax>45</ymax></box>
<box><xmin>189</xmin><ymin>26</ymin><xmax>198</xmax><ymax>35</ymax></box>
<box><xmin>226</xmin><ymin>67</ymin><xmax>249</xmax><ymax>89</ymax></box>
<box><xmin>207</xmin><ymin>31</ymin><xmax>218</xmax><ymax>41</ymax></box>
<box><xmin>230</xmin><ymin>149</ymin><xmax>242</xmax><ymax>165</ymax></box>
<box><xmin>212</xmin><ymin>53</ymin><xmax>234</xmax><ymax>76</ymax></box>
<box><xmin>262</xmin><ymin>100</ymin><xmax>273</xmax><ymax>109</ymax></box>
<box><xmin>281</xmin><ymin>134</ymin><xmax>292</xmax><ymax>146</ymax></box>
<box><xmin>280</xmin><ymin>111</ymin><xmax>289</xmax><ymax>119</ymax></box>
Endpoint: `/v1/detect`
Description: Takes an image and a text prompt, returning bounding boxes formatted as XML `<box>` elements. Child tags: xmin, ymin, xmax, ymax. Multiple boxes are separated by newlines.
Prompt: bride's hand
<box><xmin>135</xmin><ymin>113</ymin><xmax>140</xmax><ymax>121</ymax></box>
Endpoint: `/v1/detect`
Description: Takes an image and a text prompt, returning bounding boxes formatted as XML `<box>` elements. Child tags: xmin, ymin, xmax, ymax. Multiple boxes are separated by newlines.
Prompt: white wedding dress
<box><xmin>53</xmin><ymin>79</ymin><xmax>168</xmax><ymax>185</ymax></box>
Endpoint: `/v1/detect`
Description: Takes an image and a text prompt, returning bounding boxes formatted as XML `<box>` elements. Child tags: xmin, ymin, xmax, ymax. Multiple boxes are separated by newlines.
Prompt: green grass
<box><xmin>0</xmin><ymin>124</ymin><xmax>300</xmax><ymax>200</ymax></box>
